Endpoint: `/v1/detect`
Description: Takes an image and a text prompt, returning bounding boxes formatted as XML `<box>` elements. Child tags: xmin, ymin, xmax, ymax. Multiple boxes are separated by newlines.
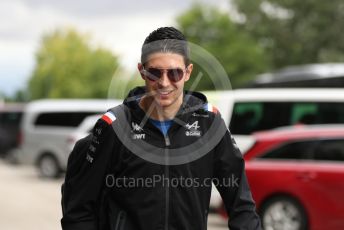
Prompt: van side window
<box><xmin>230</xmin><ymin>102</ymin><xmax>292</xmax><ymax>134</ymax></box>
<box><xmin>230</xmin><ymin>102</ymin><xmax>344</xmax><ymax>135</ymax></box>
<box><xmin>34</xmin><ymin>112</ymin><xmax>97</xmax><ymax>127</ymax></box>
<box><xmin>229</xmin><ymin>103</ymin><xmax>262</xmax><ymax>135</ymax></box>
<box><xmin>318</xmin><ymin>103</ymin><xmax>344</xmax><ymax>124</ymax></box>
<box><xmin>291</xmin><ymin>103</ymin><xmax>317</xmax><ymax>124</ymax></box>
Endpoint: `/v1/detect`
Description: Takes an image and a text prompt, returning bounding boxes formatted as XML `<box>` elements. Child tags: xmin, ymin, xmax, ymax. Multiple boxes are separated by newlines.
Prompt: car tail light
<box><xmin>16</xmin><ymin>131</ymin><xmax>23</xmax><ymax>146</ymax></box>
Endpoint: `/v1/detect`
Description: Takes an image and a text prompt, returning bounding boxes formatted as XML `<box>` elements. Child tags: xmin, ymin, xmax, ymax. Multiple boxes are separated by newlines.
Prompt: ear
<box><xmin>138</xmin><ymin>63</ymin><xmax>145</xmax><ymax>80</ymax></box>
<box><xmin>184</xmin><ymin>63</ymin><xmax>193</xmax><ymax>82</ymax></box>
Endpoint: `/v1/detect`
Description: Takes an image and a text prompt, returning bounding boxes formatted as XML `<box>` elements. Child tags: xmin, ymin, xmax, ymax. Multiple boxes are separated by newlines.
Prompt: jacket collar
<box><xmin>123</xmin><ymin>86</ymin><xmax>208</xmax><ymax>123</ymax></box>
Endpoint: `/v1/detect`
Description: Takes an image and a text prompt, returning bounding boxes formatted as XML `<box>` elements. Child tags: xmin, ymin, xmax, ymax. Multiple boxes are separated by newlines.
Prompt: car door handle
<box><xmin>296</xmin><ymin>171</ymin><xmax>317</xmax><ymax>182</ymax></box>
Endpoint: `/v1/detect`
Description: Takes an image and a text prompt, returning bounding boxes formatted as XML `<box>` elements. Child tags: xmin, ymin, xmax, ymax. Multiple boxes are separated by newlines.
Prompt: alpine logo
<box><xmin>185</xmin><ymin>121</ymin><xmax>201</xmax><ymax>137</ymax></box>
<box><xmin>185</xmin><ymin>121</ymin><xmax>200</xmax><ymax>130</ymax></box>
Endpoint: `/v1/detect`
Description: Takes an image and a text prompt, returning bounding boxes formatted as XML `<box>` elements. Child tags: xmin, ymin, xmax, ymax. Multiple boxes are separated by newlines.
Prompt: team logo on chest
<box><xmin>131</xmin><ymin>122</ymin><xmax>145</xmax><ymax>140</ymax></box>
<box><xmin>185</xmin><ymin>121</ymin><xmax>201</xmax><ymax>137</ymax></box>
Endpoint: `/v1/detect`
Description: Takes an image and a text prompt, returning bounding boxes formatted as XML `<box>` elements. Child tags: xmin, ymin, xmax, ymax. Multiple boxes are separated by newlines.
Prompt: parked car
<box><xmin>0</xmin><ymin>103</ymin><xmax>25</xmax><ymax>156</ymax></box>
<box><xmin>217</xmin><ymin>125</ymin><xmax>344</xmax><ymax>230</ymax></box>
<box><xmin>17</xmin><ymin>99</ymin><xmax>121</xmax><ymax>178</ymax></box>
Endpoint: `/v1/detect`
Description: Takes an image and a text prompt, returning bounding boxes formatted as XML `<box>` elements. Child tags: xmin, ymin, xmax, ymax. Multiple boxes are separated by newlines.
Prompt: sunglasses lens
<box><xmin>145</xmin><ymin>68</ymin><xmax>162</xmax><ymax>81</ymax></box>
<box><xmin>168</xmin><ymin>68</ymin><xmax>184</xmax><ymax>82</ymax></box>
<box><xmin>144</xmin><ymin>68</ymin><xmax>184</xmax><ymax>82</ymax></box>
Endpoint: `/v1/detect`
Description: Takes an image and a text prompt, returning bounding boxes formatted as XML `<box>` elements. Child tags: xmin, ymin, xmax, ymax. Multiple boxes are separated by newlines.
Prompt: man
<box><xmin>61</xmin><ymin>27</ymin><xmax>261</xmax><ymax>230</ymax></box>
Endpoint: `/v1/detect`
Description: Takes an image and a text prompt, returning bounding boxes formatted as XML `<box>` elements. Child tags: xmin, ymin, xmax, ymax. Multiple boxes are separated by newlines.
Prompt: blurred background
<box><xmin>1</xmin><ymin>0</ymin><xmax>344</xmax><ymax>230</ymax></box>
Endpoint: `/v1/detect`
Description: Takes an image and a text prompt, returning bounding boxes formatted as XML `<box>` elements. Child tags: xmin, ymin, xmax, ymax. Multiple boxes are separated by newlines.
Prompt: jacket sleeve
<box><xmin>213</xmin><ymin>127</ymin><xmax>262</xmax><ymax>230</ymax></box>
<box><xmin>61</xmin><ymin>118</ymin><xmax>116</xmax><ymax>230</ymax></box>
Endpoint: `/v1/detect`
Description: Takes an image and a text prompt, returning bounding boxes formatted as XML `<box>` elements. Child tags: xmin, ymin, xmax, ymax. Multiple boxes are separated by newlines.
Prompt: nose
<box><xmin>158</xmin><ymin>70</ymin><xmax>171</xmax><ymax>87</ymax></box>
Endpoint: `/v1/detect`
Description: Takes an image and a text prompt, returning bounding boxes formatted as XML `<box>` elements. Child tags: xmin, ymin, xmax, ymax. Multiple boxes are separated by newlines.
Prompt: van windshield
<box><xmin>229</xmin><ymin>102</ymin><xmax>344</xmax><ymax>135</ymax></box>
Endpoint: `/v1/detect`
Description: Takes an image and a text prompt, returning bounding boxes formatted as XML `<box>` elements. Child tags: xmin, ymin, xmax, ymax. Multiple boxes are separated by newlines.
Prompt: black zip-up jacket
<box><xmin>61</xmin><ymin>87</ymin><xmax>262</xmax><ymax>230</ymax></box>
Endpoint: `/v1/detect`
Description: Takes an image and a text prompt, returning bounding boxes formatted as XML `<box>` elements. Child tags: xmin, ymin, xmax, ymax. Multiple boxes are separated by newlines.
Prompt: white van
<box><xmin>204</xmin><ymin>88</ymin><xmax>344</xmax><ymax>153</ymax></box>
<box><xmin>18</xmin><ymin>99</ymin><xmax>121</xmax><ymax>178</ymax></box>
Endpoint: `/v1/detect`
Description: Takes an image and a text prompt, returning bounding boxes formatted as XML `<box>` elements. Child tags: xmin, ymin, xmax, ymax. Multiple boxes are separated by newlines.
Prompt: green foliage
<box><xmin>177</xmin><ymin>4</ymin><xmax>270</xmax><ymax>89</ymax></box>
<box><xmin>29</xmin><ymin>28</ymin><xmax>119</xmax><ymax>99</ymax></box>
<box><xmin>0</xmin><ymin>91</ymin><xmax>5</xmax><ymax>102</ymax></box>
<box><xmin>107</xmin><ymin>67</ymin><xmax>144</xmax><ymax>99</ymax></box>
<box><xmin>0</xmin><ymin>89</ymin><xmax>29</xmax><ymax>102</ymax></box>
<box><xmin>233</xmin><ymin>0</ymin><xmax>344</xmax><ymax>68</ymax></box>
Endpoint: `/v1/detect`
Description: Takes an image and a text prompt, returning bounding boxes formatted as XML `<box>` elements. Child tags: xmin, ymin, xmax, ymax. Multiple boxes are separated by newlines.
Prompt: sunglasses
<box><xmin>141</xmin><ymin>67</ymin><xmax>186</xmax><ymax>82</ymax></box>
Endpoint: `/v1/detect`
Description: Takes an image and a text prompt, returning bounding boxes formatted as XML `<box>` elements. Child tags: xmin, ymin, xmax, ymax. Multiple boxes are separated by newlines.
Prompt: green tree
<box><xmin>177</xmin><ymin>4</ymin><xmax>270</xmax><ymax>89</ymax></box>
<box><xmin>0</xmin><ymin>89</ymin><xmax>29</xmax><ymax>102</ymax></box>
<box><xmin>0</xmin><ymin>91</ymin><xmax>5</xmax><ymax>102</ymax></box>
<box><xmin>107</xmin><ymin>67</ymin><xmax>144</xmax><ymax>99</ymax></box>
<box><xmin>29</xmin><ymin>28</ymin><xmax>119</xmax><ymax>99</ymax></box>
<box><xmin>13</xmin><ymin>89</ymin><xmax>29</xmax><ymax>102</ymax></box>
<box><xmin>233</xmin><ymin>0</ymin><xmax>344</xmax><ymax>68</ymax></box>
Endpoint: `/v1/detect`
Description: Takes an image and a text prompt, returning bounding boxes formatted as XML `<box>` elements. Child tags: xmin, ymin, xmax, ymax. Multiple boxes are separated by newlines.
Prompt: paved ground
<box><xmin>0</xmin><ymin>160</ymin><xmax>228</xmax><ymax>230</ymax></box>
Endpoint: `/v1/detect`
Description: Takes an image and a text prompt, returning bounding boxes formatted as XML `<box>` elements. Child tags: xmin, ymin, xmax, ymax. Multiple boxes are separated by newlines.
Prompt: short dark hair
<box><xmin>141</xmin><ymin>27</ymin><xmax>190</xmax><ymax>66</ymax></box>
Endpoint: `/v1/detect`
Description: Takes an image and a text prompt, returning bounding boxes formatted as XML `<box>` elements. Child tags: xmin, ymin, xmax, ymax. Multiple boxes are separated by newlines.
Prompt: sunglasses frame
<box><xmin>141</xmin><ymin>66</ymin><xmax>187</xmax><ymax>82</ymax></box>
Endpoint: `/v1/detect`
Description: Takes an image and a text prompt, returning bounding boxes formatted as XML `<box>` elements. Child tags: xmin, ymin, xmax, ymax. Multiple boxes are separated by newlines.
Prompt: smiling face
<box><xmin>138</xmin><ymin>52</ymin><xmax>193</xmax><ymax>111</ymax></box>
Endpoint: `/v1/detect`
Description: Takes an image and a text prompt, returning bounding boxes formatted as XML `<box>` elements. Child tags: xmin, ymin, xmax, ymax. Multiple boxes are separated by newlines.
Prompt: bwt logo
<box><xmin>132</xmin><ymin>133</ymin><xmax>146</xmax><ymax>140</ymax></box>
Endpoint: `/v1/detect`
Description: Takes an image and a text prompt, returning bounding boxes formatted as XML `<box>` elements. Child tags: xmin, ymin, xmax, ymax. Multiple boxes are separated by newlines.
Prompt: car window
<box><xmin>230</xmin><ymin>102</ymin><xmax>344</xmax><ymax>134</ymax></box>
<box><xmin>34</xmin><ymin>112</ymin><xmax>99</xmax><ymax>127</ymax></box>
<box><xmin>258</xmin><ymin>139</ymin><xmax>344</xmax><ymax>162</ymax></box>
<box><xmin>258</xmin><ymin>141</ymin><xmax>317</xmax><ymax>160</ymax></box>
<box><xmin>313</xmin><ymin>139</ymin><xmax>344</xmax><ymax>162</ymax></box>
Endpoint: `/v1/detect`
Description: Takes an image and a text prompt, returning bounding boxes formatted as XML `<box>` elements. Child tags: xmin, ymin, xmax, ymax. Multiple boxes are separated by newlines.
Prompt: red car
<box><xmin>218</xmin><ymin>125</ymin><xmax>344</xmax><ymax>230</ymax></box>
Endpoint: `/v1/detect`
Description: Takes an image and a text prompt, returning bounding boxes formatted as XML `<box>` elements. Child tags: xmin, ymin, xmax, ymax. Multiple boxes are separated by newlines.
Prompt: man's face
<box><xmin>138</xmin><ymin>52</ymin><xmax>193</xmax><ymax>108</ymax></box>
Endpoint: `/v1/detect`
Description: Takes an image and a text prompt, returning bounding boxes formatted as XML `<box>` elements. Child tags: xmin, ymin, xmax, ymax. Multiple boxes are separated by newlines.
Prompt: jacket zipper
<box><xmin>114</xmin><ymin>210</ymin><xmax>126</xmax><ymax>230</ymax></box>
<box><xmin>164</xmin><ymin>134</ymin><xmax>170</xmax><ymax>230</ymax></box>
<box><xmin>204</xmin><ymin>209</ymin><xmax>208</xmax><ymax>230</ymax></box>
